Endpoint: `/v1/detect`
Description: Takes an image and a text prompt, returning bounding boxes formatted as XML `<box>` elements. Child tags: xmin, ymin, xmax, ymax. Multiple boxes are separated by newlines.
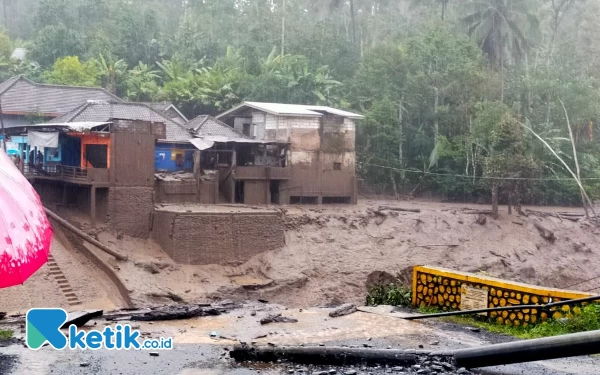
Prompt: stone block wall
<box><xmin>413</xmin><ymin>265</ymin><xmax>592</xmax><ymax>327</ymax></box>
<box><xmin>152</xmin><ymin>211</ymin><xmax>284</xmax><ymax>265</ymax></box>
<box><xmin>108</xmin><ymin>187</ymin><xmax>154</xmax><ymax>238</ymax></box>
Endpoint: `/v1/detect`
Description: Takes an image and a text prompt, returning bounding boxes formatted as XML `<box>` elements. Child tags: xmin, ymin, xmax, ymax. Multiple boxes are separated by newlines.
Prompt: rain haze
<box><xmin>1</xmin><ymin>0</ymin><xmax>600</xmax><ymax>374</ymax></box>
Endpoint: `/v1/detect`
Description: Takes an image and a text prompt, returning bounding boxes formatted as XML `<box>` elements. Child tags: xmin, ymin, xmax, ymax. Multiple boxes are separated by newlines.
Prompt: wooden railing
<box><xmin>234</xmin><ymin>166</ymin><xmax>291</xmax><ymax>180</ymax></box>
<box><xmin>24</xmin><ymin>164</ymin><xmax>109</xmax><ymax>184</ymax></box>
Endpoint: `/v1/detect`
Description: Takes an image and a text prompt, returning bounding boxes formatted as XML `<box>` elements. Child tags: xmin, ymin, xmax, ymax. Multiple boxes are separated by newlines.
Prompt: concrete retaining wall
<box><xmin>413</xmin><ymin>265</ymin><xmax>592</xmax><ymax>327</ymax></box>
<box><xmin>152</xmin><ymin>210</ymin><xmax>284</xmax><ymax>265</ymax></box>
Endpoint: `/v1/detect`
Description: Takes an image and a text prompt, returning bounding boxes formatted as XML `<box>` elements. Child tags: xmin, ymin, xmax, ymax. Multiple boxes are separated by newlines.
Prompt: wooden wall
<box><xmin>110</xmin><ymin>120</ymin><xmax>160</xmax><ymax>187</ymax></box>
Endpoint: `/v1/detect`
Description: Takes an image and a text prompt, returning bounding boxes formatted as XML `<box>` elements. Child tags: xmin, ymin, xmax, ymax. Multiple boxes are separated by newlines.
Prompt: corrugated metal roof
<box><xmin>0</xmin><ymin>76</ymin><xmax>121</xmax><ymax>121</ymax></box>
<box><xmin>26</xmin><ymin>122</ymin><xmax>111</xmax><ymax>132</ymax></box>
<box><xmin>217</xmin><ymin>101</ymin><xmax>364</xmax><ymax>120</ymax></box>
<box><xmin>49</xmin><ymin>101</ymin><xmax>192</xmax><ymax>142</ymax></box>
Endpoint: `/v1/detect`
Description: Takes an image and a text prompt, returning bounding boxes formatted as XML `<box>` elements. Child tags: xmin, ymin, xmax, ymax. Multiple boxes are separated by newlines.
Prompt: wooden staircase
<box><xmin>47</xmin><ymin>254</ymin><xmax>82</xmax><ymax>306</ymax></box>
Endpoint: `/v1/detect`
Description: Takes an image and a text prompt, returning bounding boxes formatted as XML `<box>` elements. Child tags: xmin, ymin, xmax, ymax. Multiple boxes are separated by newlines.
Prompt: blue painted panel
<box><xmin>11</xmin><ymin>136</ymin><xmax>27</xmax><ymax>144</ymax></box>
<box><xmin>45</xmin><ymin>147</ymin><xmax>61</xmax><ymax>162</ymax></box>
<box><xmin>155</xmin><ymin>143</ymin><xmax>195</xmax><ymax>172</ymax></box>
<box><xmin>61</xmin><ymin>137</ymin><xmax>81</xmax><ymax>167</ymax></box>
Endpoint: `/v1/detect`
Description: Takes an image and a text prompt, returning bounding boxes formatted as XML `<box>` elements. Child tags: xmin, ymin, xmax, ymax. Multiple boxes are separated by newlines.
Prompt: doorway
<box><xmin>235</xmin><ymin>181</ymin><xmax>245</xmax><ymax>203</ymax></box>
<box><xmin>270</xmin><ymin>181</ymin><xmax>280</xmax><ymax>204</ymax></box>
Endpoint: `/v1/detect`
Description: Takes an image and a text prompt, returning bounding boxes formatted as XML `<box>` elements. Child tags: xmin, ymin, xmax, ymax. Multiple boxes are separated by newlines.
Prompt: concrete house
<box><xmin>217</xmin><ymin>102</ymin><xmax>364</xmax><ymax>204</ymax></box>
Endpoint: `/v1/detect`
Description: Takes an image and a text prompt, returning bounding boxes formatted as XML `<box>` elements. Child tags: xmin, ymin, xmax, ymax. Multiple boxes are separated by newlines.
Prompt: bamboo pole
<box><xmin>517</xmin><ymin>120</ymin><xmax>597</xmax><ymax>221</ymax></box>
<box><xmin>44</xmin><ymin>207</ymin><xmax>128</xmax><ymax>261</ymax></box>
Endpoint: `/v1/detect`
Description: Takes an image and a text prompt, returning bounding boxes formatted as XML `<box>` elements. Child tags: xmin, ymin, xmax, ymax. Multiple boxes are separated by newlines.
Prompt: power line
<box><xmin>358</xmin><ymin>162</ymin><xmax>600</xmax><ymax>182</ymax></box>
<box><xmin>565</xmin><ymin>275</ymin><xmax>600</xmax><ymax>290</ymax></box>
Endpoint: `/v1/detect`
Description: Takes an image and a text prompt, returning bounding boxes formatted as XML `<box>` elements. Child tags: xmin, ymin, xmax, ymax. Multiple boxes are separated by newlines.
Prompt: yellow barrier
<box><xmin>412</xmin><ymin>265</ymin><xmax>593</xmax><ymax>326</ymax></box>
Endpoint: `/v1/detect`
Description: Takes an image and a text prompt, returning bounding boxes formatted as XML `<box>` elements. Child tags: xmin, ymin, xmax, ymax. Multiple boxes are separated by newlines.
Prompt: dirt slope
<box><xmin>217</xmin><ymin>200</ymin><xmax>599</xmax><ymax>306</ymax></box>
<box><xmin>91</xmin><ymin>200</ymin><xmax>600</xmax><ymax>308</ymax></box>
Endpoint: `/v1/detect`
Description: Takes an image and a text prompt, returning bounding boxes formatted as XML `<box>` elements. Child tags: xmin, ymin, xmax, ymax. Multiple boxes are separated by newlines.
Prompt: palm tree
<box><xmin>126</xmin><ymin>62</ymin><xmax>160</xmax><ymax>101</ymax></box>
<box><xmin>461</xmin><ymin>0</ymin><xmax>539</xmax><ymax>101</ymax></box>
<box><xmin>462</xmin><ymin>0</ymin><xmax>539</xmax><ymax>65</ymax></box>
<box><xmin>98</xmin><ymin>54</ymin><xmax>128</xmax><ymax>95</ymax></box>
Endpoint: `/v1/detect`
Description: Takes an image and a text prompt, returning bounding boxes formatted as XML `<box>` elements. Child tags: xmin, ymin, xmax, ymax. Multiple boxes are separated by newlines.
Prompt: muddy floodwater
<box><xmin>2</xmin><ymin>304</ymin><xmax>600</xmax><ymax>375</ymax></box>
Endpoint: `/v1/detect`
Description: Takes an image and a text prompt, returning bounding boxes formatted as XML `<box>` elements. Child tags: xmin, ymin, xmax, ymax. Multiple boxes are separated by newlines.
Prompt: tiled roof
<box><xmin>0</xmin><ymin>76</ymin><xmax>121</xmax><ymax>118</ymax></box>
<box><xmin>50</xmin><ymin>101</ymin><xmax>192</xmax><ymax>142</ymax></box>
<box><xmin>187</xmin><ymin>115</ymin><xmax>250</xmax><ymax>139</ymax></box>
<box><xmin>140</xmin><ymin>101</ymin><xmax>188</xmax><ymax>123</ymax></box>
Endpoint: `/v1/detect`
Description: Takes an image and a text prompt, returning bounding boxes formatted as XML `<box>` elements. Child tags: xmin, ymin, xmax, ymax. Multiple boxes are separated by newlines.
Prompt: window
<box><xmin>243</xmin><ymin>123</ymin><xmax>251</xmax><ymax>136</ymax></box>
<box><xmin>333</xmin><ymin>162</ymin><xmax>342</xmax><ymax>170</ymax></box>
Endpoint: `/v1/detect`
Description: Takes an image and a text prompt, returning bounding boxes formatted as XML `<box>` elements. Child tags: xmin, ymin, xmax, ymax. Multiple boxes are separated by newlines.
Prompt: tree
<box><xmin>30</xmin><ymin>23</ymin><xmax>84</xmax><ymax>67</ymax></box>
<box><xmin>476</xmin><ymin>103</ymin><xmax>538</xmax><ymax>216</ymax></box>
<box><xmin>33</xmin><ymin>0</ymin><xmax>72</xmax><ymax>29</ymax></box>
<box><xmin>97</xmin><ymin>54</ymin><xmax>128</xmax><ymax>95</ymax></box>
<box><xmin>243</xmin><ymin>49</ymin><xmax>342</xmax><ymax>106</ymax></box>
<box><xmin>126</xmin><ymin>62</ymin><xmax>160</xmax><ymax>102</ymax></box>
<box><xmin>0</xmin><ymin>32</ymin><xmax>11</xmax><ymax>60</ymax></box>
<box><xmin>44</xmin><ymin>56</ymin><xmax>99</xmax><ymax>87</ymax></box>
<box><xmin>160</xmin><ymin>62</ymin><xmax>246</xmax><ymax>117</ymax></box>
<box><xmin>114</xmin><ymin>6</ymin><xmax>161</xmax><ymax>66</ymax></box>
<box><xmin>546</xmin><ymin>0</ymin><xmax>578</xmax><ymax>66</ymax></box>
<box><xmin>462</xmin><ymin>0</ymin><xmax>540</xmax><ymax>101</ymax></box>
<box><xmin>411</xmin><ymin>0</ymin><xmax>452</xmax><ymax>21</ymax></box>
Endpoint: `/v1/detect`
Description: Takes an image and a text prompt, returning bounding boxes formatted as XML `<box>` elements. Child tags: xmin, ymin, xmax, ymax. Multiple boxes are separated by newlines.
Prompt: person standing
<box><xmin>36</xmin><ymin>150</ymin><xmax>44</xmax><ymax>169</ymax></box>
<box><xmin>28</xmin><ymin>149</ymin><xmax>35</xmax><ymax>173</ymax></box>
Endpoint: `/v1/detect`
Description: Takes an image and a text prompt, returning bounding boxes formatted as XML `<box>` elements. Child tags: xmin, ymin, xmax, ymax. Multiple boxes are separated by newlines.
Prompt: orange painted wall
<box><xmin>68</xmin><ymin>133</ymin><xmax>111</xmax><ymax>169</ymax></box>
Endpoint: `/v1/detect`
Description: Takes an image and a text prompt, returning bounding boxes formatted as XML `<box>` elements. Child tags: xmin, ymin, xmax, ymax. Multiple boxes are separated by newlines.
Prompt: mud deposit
<box><xmin>60</xmin><ymin>199</ymin><xmax>599</xmax><ymax>309</ymax></box>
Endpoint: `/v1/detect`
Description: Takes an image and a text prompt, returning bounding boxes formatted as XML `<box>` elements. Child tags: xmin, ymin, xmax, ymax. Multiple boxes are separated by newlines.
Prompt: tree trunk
<box><xmin>390</xmin><ymin>168</ymin><xmax>397</xmax><ymax>199</ymax></box>
<box><xmin>350</xmin><ymin>0</ymin><xmax>357</xmax><ymax>44</ymax></box>
<box><xmin>560</xmin><ymin>98</ymin><xmax>590</xmax><ymax>218</ymax></box>
<box><xmin>281</xmin><ymin>0</ymin><xmax>286</xmax><ymax>56</ymax></box>
<box><xmin>434</xmin><ymin>87</ymin><xmax>439</xmax><ymax>146</ymax></box>
<box><xmin>441</xmin><ymin>2</ymin><xmax>446</xmax><ymax>22</ymax></box>
<box><xmin>508</xmin><ymin>192</ymin><xmax>512</xmax><ymax>215</ymax></box>
<box><xmin>525</xmin><ymin>53</ymin><xmax>531</xmax><ymax>115</ymax></box>
<box><xmin>500</xmin><ymin>53</ymin><xmax>505</xmax><ymax>103</ymax></box>
<box><xmin>491</xmin><ymin>183</ymin><xmax>499</xmax><ymax>218</ymax></box>
<box><xmin>398</xmin><ymin>96</ymin><xmax>404</xmax><ymax>181</ymax></box>
<box><xmin>2</xmin><ymin>0</ymin><xmax>7</xmax><ymax>33</ymax></box>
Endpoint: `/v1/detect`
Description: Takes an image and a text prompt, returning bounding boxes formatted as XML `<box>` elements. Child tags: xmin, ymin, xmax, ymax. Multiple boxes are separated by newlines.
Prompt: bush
<box><xmin>366</xmin><ymin>284</ymin><xmax>412</xmax><ymax>306</ymax></box>
<box><xmin>0</xmin><ymin>330</ymin><xmax>12</xmax><ymax>340</ymax></box>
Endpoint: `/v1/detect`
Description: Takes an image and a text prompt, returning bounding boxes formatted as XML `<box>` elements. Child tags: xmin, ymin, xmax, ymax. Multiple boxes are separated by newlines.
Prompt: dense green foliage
<box><xmin>443</xmin><ymin>304</ymin><xmax>600</xmax><ymax>339</ymax></box>
<box><xmin>0</xmin><ymin>329</ymin><xmax>12</xmax><ymax>340</ymax></box>
<box><xmin>0</xmin><ymin>0</ymin><xmax>599</xmax><ymax>205</ymax></box>
<box><xmin>366</xmin><ymin>284</ymin><xmax>412</xmax><ymax>306</ymax></box>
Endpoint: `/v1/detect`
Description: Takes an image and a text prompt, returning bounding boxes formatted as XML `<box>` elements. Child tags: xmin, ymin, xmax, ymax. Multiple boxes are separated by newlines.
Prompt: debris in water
<box><xmin>260</xmin><ymin>313</ymin><xmax>298</xmax><ymax>325</ymax></box>
<box><xmin>329</xmin><ymin>303</ymin><xmax>357</xmax><ymax>318</ymax></box>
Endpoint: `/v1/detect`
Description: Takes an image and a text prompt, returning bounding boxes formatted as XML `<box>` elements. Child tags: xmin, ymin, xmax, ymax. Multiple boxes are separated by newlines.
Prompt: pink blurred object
<box><xmin>0</xmin><ymin>149</ymin><xmax>52</xmax><ymax>288</ymax></box>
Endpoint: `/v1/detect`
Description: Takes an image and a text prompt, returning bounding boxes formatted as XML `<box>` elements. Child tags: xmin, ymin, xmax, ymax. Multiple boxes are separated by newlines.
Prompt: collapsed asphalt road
<box><xmin>2</xmin><ymin>303</ymin><xmax>600</xmax><ymax>375</ymax></box>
